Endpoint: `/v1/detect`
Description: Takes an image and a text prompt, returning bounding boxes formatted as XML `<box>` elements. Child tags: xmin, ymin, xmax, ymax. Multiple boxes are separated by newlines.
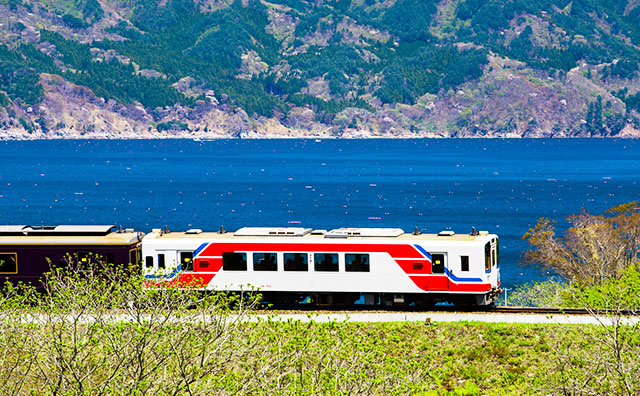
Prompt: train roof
<box><xmin>0</xmin><ymin>225</ymin><xmax>141</xmax><ymax>245</ymax></box>
<box><xmin>145</xmin><ymin>227</ymin><xmax>496</xmax><ymax>242</ymax></box>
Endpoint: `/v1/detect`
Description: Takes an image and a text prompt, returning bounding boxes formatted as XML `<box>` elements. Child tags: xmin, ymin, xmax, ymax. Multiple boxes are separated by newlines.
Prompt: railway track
<box><xmin>265</xmin><ymin>305</ymin><xmax>638</xmax><ymax>316</ymax></box>
<box><xmin>492</xmin><ymin>306</ymin><xmax>638</xmax><ymax>316</ymax></box>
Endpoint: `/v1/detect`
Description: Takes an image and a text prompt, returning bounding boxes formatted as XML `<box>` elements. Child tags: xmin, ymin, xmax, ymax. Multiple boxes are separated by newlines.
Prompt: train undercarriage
<box><xmin>254</xmin><ymin>291</ymin><xmax>497</xmax><ymax>308</ymax></box>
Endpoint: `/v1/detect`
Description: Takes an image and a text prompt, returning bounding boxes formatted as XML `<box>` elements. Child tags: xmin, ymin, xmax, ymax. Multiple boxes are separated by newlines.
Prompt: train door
<box><xmin>485</xmin><ymin>241</ymin><xmax>498</xmax><ymax>271</ymax></box>
<box><xmin>430</xmin><ymin>253</ymin><xmax>449</xmax><ymax>290</ymax></box>
<box><xmin>485</xmin><ymin>238</ymin><xmax>499</xmax><ymax>286</ymax></box>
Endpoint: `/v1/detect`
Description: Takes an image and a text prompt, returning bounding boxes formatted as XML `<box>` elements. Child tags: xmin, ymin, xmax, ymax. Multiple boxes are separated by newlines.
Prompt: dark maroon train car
<box><xmin>0</xmin><ymin>225</ymin><xmax>142</xmax><ymax>287</ymax></box>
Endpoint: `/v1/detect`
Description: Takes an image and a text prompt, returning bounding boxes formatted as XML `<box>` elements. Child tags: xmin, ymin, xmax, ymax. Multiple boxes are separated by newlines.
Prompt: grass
<box><xmin>0</xmin><ymin>316</ymin><xmax>628</xmax><ymax>395</ymax></box>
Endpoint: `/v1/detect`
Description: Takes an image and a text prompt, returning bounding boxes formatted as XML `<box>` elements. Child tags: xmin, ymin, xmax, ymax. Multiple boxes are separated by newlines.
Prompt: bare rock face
<box><xmin>0</xmin><ymin>74</ymin><xmax>162</xmax><ymax>139</ymax></box>
<box><xmin>34</xmin><ymin>74</ymin><xmax>156</xmax><ymax>139</ymax></box>
<box><xmin>286</xmin><ymin>107</ymin><xmax>316</xmax><ymax>130</ymax></box>
<box><xmin>138</xmin><ymin>69</ymin><xmax>165</xmax><ymax>79</ymax></box>
<box><xmin>236</xmin><ymin>50</ymin><xmax>269</xmax><ymax>80</ymax></box>
<box><xmin>265</xmin><ymin>5</ymin><xmax>297</xmax><ymax>46</ymax></box>
<box><xmin>90</xmin><ymin>48</ymin><xmax>131</xmax><ymax>65</ymax></box>
<box><xmin>302</xmin><ymin>77</ymin><xmax>331</xmax><ymax>100</ymax></box>
<box><xmin>618</xmin><ymin>125</ymin><xmax>640</xmax><ymax>138</ymax></box>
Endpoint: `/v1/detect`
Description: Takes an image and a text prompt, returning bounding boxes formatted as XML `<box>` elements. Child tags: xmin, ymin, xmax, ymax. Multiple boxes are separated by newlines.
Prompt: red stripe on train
<box><xmin>394</xmin><ymin>259</ymin><xmax>431</xmax><ymax>275</ymax></box>
<box><xmin>144</xmin><ymin>273</ymin><xmax>215</xmax><ymax>288</ymax></box>
<box><xmin>199</xmin><ymin>242</ymin><xmax>423</xmax><ymax>259</ymax></box>
<box><xmin>410</xmin><ymin>275</ymin><xmax>492</xmax><ymax>292</ymax></box>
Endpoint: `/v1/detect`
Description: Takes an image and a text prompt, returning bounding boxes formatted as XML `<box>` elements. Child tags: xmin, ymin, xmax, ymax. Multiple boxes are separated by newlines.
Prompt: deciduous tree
<box><xmin>524</xmin><ymin>202</ymin><xmax>640</xmax><ymax>286</ymax></box>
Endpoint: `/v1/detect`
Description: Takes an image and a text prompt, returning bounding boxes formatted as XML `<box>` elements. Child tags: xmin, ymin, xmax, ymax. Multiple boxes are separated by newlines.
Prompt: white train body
<box><xmin>141</xmin><ymin>227</ymin><xmax>501</xmax><ymax>306</ymax></box>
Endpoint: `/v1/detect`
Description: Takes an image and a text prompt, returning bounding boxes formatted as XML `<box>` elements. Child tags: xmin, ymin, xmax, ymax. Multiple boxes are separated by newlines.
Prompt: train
<box><xmin>0</xmin><ymin>224</ymin><xmax>501</xmax><ymax>307</ymax></box>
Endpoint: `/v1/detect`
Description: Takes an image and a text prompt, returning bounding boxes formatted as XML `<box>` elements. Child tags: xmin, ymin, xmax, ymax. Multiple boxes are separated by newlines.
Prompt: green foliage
<box><xmin>566</xmin><ymin>265</ymin><xmax>640</xmax><ymax>310</ymax></box>
<box><xmin>38</xmin><ymin>30</ymin><xmax>188</xmax><ymax>108</ymax></box>
<box><xmin>288</xmin><ymin>45</ymin><xmax>367</xmax><ymax>78</ymax></box>
<box><xmin>39</xmin><ymin>30</ymin><xmax>93</xmax><ymax>69</ymax></box>
<box><xmin>602</xmin><ymin>58</ymin><xmax>639</xmax><ymax>79</ymax></box>
<box><xmin>379</xmin><ymin>0</ymin><xmax>438</xmax><ymax>42</ymax></box>
<box><xmin>0</xmin><ymin>46</ymin><xmax>44</xmax><ymax>106</ymax></box>
<box><xmin>260</xmin><ymin>73</ymin><xmax>305</xmax><ymax>96</ymax></box>
<box><xmin>582</xmin><ymin>94</ymin><xmax>625</xmax><ymax>136</ymax></box>
<box><xmin>156</xmin><ymin>120</ymin><xmax>189</xmax><ymax>131</ymax></box>
<box><xmin>18</xmin><ymin>117</ymin><xmax>32</xmax><ymax>132</ymax></box>
<box><xmin>102</xmin><ymin>0</ymin><xmax>280</xmax><ymax>115</ymax></box>
<box><xmin>505</xmin><ymin>278</ymin><xmax>568</xmax><ymax>307</ymax></box>
<box><xmin>585</xmin><ymin>95</ymin><xmax>604</xmax><ymax>135</ymax></box>
<box><xmin>618</xmin><ymin>89</ymin><xmax>640</xmax><ymax>113</ymax></box>
<box><xmin>287</xmin><ymin>45</ymin><xmax>368</xmax><ymax>99</ymax></box>
<box><xmin>375</xmin><ymin>44</ymin><xmax>488</xmax><ymax>104</ymax></box>
<box><xmin>82</xmin><ymin>0</ymin><xmax>104</xmax><ymax>22</ymax></box>
<box><xmin>61</xmin><ymin>13</ymin><xmax>89</xmax><ymax>29</ymax></box>
<box><xmin>455</xmin><ymin>0</ymin><xmax>541</xmax><ymax>32</ymax></box>
<box><xmin>293</xmin><ymin>5</ymin><xmax>333</xmax><ymax>38</ymax></box>
<box><xmin>288</xmin><ymin>93</ymin><xmax>372</xmax><ymax>116</ymax></box>
<box><xmin>0</xmin><ymin>92</ymin><xmax>9</xmax><ymax>107</ymax></box>
<box><xmin>453</xmin><ymin>0</ymin><xmax>640</xmax><ymax>73</ymax></box>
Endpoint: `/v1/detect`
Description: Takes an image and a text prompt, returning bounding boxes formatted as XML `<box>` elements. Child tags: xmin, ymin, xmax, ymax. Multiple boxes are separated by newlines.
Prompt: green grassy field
<box><xmin>1</xmin><ymin>317</ymin><xmax>636</xmax><ymax>395</ymax></box>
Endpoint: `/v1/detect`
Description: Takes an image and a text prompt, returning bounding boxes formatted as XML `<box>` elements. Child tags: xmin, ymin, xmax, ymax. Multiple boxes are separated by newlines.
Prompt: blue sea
<box><xmin>1</xmin><ymin>139</ymin><xmax>639</xmax><ymax>288</ymax></box>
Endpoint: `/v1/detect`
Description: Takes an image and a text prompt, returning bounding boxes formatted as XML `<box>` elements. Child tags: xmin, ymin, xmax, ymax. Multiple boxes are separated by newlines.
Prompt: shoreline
<box><xmin>1</xmin><ymin>134</ymin><xmax>639</xmax><ymax>141</ymax></box>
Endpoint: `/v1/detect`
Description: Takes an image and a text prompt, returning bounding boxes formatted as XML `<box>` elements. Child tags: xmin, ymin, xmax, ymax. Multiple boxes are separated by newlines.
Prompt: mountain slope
<box><xmin>2</xmin><ymin>0</ymin><xmax>640</xmax><ymax>138</ymax></box>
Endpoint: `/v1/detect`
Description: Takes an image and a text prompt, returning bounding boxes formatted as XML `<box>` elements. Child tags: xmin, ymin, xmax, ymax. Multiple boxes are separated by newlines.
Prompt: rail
<box><xmin>263</xmin><ymin>305</ymin><xmax>639</xmax><ymax>316</ymax></box>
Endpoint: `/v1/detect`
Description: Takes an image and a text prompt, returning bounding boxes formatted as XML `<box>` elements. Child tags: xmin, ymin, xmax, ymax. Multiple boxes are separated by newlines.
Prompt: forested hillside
<box><xmin>2</xmin><ymin>0</ymin><xmax>640</xmax><ymax>138</ymax></box>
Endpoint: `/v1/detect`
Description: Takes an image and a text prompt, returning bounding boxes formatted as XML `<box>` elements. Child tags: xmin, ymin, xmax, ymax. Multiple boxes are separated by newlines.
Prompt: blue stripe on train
<box><xmin>444</xmin><ymin>267</ymin><xmax>483</xmax><ymax>283</ymax></box>
<box><xmin>193</xmin><ymin>243</ymin><xmax>209</xmax><ymax>258</ymax></box>
<box><xmin>412</xmin><ymin>244</ymin><xmax>432</xmax><ymax>261</ymax></box>
<box><xmin>145</xmin><ymin>265</ymin><xmax>181</xmax><ymax>280</ymax></box>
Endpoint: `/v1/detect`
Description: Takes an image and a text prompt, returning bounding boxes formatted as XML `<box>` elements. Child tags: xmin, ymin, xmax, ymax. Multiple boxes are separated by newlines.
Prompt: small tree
<box><xmin>523</xmin><ymin>202</ymin><xmax>640</xmax><ymax>286</ymax></box>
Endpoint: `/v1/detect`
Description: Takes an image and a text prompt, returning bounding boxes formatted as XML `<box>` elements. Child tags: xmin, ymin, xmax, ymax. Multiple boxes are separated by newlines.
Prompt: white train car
<box><xmin>141</xmin><ymin>226</ymin><xmax>501</xmax><ymax>306</ymax></box>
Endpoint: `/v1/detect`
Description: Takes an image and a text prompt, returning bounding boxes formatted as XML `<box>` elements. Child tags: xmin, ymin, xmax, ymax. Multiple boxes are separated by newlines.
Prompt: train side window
<box><xmin>253</xmin><ymin>253</ymin><xmax>277</xmax><ymax>271</ymax></box>
<box><xmin>431</xmin><ymin>254</ymin><xmax>445</xmax><ymax>274</ymax></box>
<box><xmin>485</xmin><ymin>242</ymin><xmax>491</xmax><ymax>271</ymax></box>
<box><xmin>496</xmin><ymin>238</ymin><xmax>500</xmax><ymax>267</ymax></box>
<box><xmin>145</xmin><ymin>256</ymin><xmax>154</xmax><ymax>269</ymax></box>
<box><xmin>106</xmin><ymin>253</ymin><xmax>115</xmax><ymax>265</ymax></box>
<box><xmin>314</xmin><ymin>253</ymin><xmax>339</xmax><ymax>272</ymax></box>
<box><xmin>461</xmin><ymin>256</ymin><xmax>469</xmax><ymax>272</ymax></box>
<box><xmin>345</xmin><ymin>254</ymin><xmax>369</xmax><ymax>272</ymax></box>
<box><xmin>158</xmin><ymin>254</ymin><xmax>165</xmax><ymax>269</ymax></box>
<box><xmin>181</xmin><ymin>252</ymin><xmax>194</xmax><ymax>271</ymax></box>
<box><xmin>0</xmin><ymin>253</ymin><xmax>18</xmax><ymax>274</ymax></box>
<box><xmin>284</xmin><ymin>253</ymin><xmax>308</xmax><ymax>271</ymax></box>
<box><xmin>223</xmin><ymin>253</ymin><xmax>247</xmax><ymax>271</ymax></box>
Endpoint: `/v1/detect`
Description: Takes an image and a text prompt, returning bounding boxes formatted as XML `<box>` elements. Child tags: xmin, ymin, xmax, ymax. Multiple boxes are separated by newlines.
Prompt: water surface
<box><xmin>1</xmin><ymin>139</ymin><xmax>638</xmax><ymax>288</ymax></box>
